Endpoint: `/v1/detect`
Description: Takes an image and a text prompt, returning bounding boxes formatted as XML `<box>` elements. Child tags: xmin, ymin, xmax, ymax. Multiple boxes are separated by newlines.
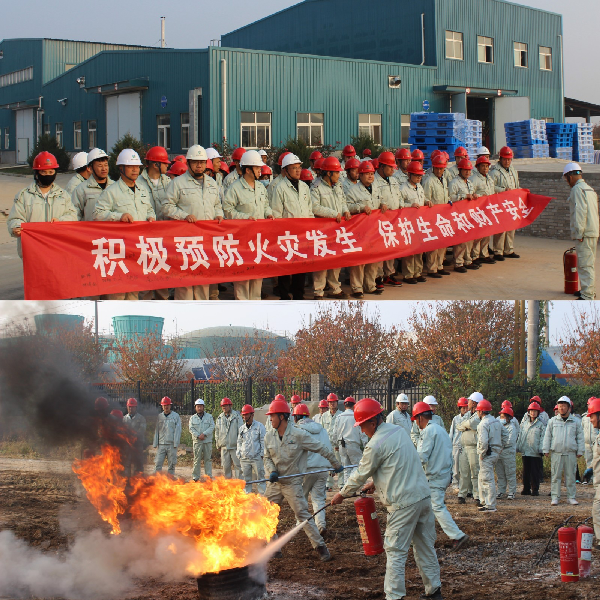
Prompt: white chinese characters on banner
<box><xmin>335</xmin><ymin>227</ymin><xmax>362</xmax><ymax>253</ymax></box>
<box><xmin>306</xmin><ymin>229</ymin><xmax>337</xmax><ymax>257</ymax></box>
<box><xmin>248</xmin><ymin>234</ymin><xmax>278</xmax><ymax>264</ymax></box>
<box><xmin>174</xmin><ymin>237</ymin><xmax>210</xmax><ymax>271</ymax></box>
<box><xmin>213</xmin><ymin>234</ymin><xmax>244</xmax><ymax>268</ymax></box>
<box><xmin>277</xmin><ymin>232</ymin><xmax>308</xmax><ymax>260</ymax></box>
<box><xmin>378</xmin><ymin>221</ymin><xmax>400</xmax><ymax>248</ymax></box>
<box><xmin>416</xmin><ymin>216</ymin><xmax>438</xmax><ymax>243</ymax></box>
<box><xmin>136</xmin><ymin>237</ymin><xmax>171</xmax><ymax>275</ymax></box>
<box><xmin>92</xmin><ymin>238</ymin><xmax>129</xmax><ymax>277</ymax></box>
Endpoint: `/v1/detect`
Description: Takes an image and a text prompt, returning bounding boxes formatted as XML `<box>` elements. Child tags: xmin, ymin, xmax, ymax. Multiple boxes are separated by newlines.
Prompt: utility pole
<box><xmin>94</xmin><ymin>300</ymin><xmax>99</xmax><ymax>345</ymax></box>
<box><xmin>527</xmin><ymin>300</ymin><xmax>539</xmax><ymax>381</ymax></box>
<box><xmin>513</xmin><ymin>300</ymin><xmax>526</xmax><ymax>384</ymax></box>
<box><xmin>160</xmin><ymin>17</ymin><xmax>166</xmax><ymax>48</ymax></box>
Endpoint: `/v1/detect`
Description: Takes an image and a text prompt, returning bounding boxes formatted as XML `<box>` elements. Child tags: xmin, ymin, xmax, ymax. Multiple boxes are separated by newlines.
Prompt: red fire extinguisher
<box><xmin>577</xmin><ymin>524</ymin><xmax>594</xmax><ymax>578</ymax></box>
<box><xmin>558</xmin><ymin>527</ymin><xmax>579</xmax><ymax>582</ymax></box>
<box><xmin>354</xmin><ymin>494</ymin><xmax>384</xmax><ymax>556</ymax></box>
<box><xmin>563</xmin><ymin>248</ymin><xmax>579</xmax><ymax>295</ymax></box>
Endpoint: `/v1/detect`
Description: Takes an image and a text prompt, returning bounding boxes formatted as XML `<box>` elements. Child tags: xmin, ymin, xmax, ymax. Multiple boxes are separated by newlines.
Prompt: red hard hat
<box><xmin>174</xmin><ymin>155</ymin><xmax>187</xmax><ymax>163</ymax></box>
<box><xmin>261</xmin><ymin>165</ymin><xmax>273</xmax><ymax>176</ymax></box>
<box><xmin>500</xmin><ymin>406</ymin><xmax>514</xmax><ymax>417</ymax></box>
<box><xmin>160</xmin><ymin>396</ymin><xmax>172</xmax><ymax>406</ymax></box>
<box><xmin>232</xmin><ymin>147</ymin><xmax>246</xmax><ymax>161</ymax></box>
<box><xmin>528</xmin><ymin>401</ymin><xmax>542</xmax><ymax>412</ymax></box>
<box><xmin>274</xmin><ymin>394</ymin><xmax>286</xmax><ymax>402</ymax></box>
<box><xmin>411</xmin><ymin>401</ymin><xmax>432</xmax><ymax>421</ymax></box>
<box><xmin>145</xmin><ymin>146</ymin><xmax>170</xmax><ymax>164</ymax></box>
<box><xmin>318</xmin><ymin>399</ymin><xmax>328</xmax><ymax>408</ymax></box>
<box><xmin>206</xmin><ymin>159</ymin><xmax>214</xmax><ymax>172</ymax></box>
<box><xmin>530</xmin><ymin>396</ymin><xmax>542</xmax><ymax>404</ymax></box>
<box><xmin>314</xmin><ymin>158</ymin><xmax>324</xmax><ymax>170</ymax></box>
<box><xmin>554</xmin><ymin>404</ymin><xmax>559</xmax><ymax>411</ymax></box>
<box><xmin>457</xmin><ymin>397</ymin><xmax>468</xmax><ymax>407</ymax></box>
<box><xmin>430</xmin><ymin>149</ymin><xmax>442</xmax><ymax>160</ymax></box>
<box><xmin>454</xmin><ymin>147</ymin><xmax>468</xmax><ymax>158</ymax></box>
<box><xmin>499</xmin><ymin>146</ymin><xmax>514</xmax><ymax>158</ymax></box>
<box><xmin>241</xmin><ymin>404</ymin><xmax>254</xmax><ymax>415</ymax></box>
<box><xmin>220</xmin><ymin>162</ymin><xmax>230</xmax><ymax>173</ymax></box>
<box><xmin>395</xmin><ymin>148</ymin><xmax>411</xmax><ymax>160</ymax></box>
<box><xmin>342</xmin><ymin>144</ymin><xmax>356</xmax><ymax>157</ymax></box>
<box><xmin>95</xmin><ymin>396</ymin><xmax>109</xmax><ymax>410</ymax></box>
<box><xmin>371</xmin><ymin>158</ymin><xmax>379</xmax><ymax>169</ymax></box>
<box><xmin>110</xmin><ymin>409</ymin><xmax>123</xmax><ymax>418</ymax></box>
<box><xmin>293</xmin><ymin>403</ymin><xmax>310</xmax><ymax>416</ymax></box>
<box><xmin>587</xmin><ymin>397</ymin><xmax>600</xmax><ymax>416</ymax></box>
<box><xmin>407</xmin><ymin>161</ymin><xmax>425</xmax><ymax>175</ymax></box>
<box><xmin>300</xmin><ymin>168</ymin><xmax>314</xmax><ymax>181</ymax></box>
<box><xmin>476</xmin><ymin>155</ymin><xmax>491</xmax><ymax>166</ymax></box>
<box><xmin>358</xmin><ymin>161</ymin><xmax>375</xmax><ymax>174</ymax></box>
<box><xmin>321</xmin><ymin>156</ymin><xmax>343</xmax><ymax>172</ymax></box>
<box><xmin>327</xmin><ymin>393</ymin><xmax>338</xmax><ymax>402</ymax></box>
<box><xmin>477</xmin><ymin>399</ymin><xmax>493</xmax><ymax>412</ymax></box>
<box><xmin>33</xmin><ymin>151</ymin><xmax>59</xmax><ymax>170</ymax></box>
<box><xmin>457</xmin><ymin>158</ymin><xmax>473</xmax><ymax>170</ymax></box>
<box><xmin>588</xmin><ymin>396</ymin><xmax>597</xmax><ymax>406</ymax></box>
<box><xmin>353</xmin><ymin>398</ymin><xmax>383</xmax><ymax>426</ymax></box>
<box><xmin>501</xmin><ymin>400</ymin><xmax>513</xmax><ymax>409</ymax></box>
<box><xmin>309</xmin><ymin>150</ymin><xmax>323</xmax><ymax>161</ymax></box>
<box><xmin>344</xmin><ymin>158</ymin><xmax>361</xmax><ymax>170</ymax></box>
<box><xmin>442</xmin><ymin>151</ymin><xmax>450</xmax><ymax>161</ymax></box>
<box><xmin>167</xmin><ymin>161</ymin><xmax>188</xmax><ymax>176</ymax></box>
<box><xmin>290</xmin><ymin>394</ymin><xmax>302</xmax><ymax>404</ymax></box>
<box><xmin>344</xmin><ymin>396</ymin><xmax>356</xmax><ymax>404</ymax></box>
<box><xmin>432</xmin><ymin>155</ymin><xmax>448</xmax><ymax>168</ymax></box>
<box><xmin>377</xmin><ymin>151</ymin><xmax>396</xmax><ymax>167</ymax></box>
<box><xmin>411</xmin><ymin>149</ymin><xmax>424</xmax><ymax>161</ymax></box>
<box><xmin>278</xmin><ymin>151</ymin><xmax>291</xmax><ymax>166</ymax></box>
<box><xmin>220</xmin><ymin>397</ymin><xmax>233</xmax><ymax>406</ymax></box>
<box><xmin>363</xmin><ymin>148</ymin><xmax>372</xmax><ymax>156</ymax></box>
<box><xmin>126</xmin><ymin>398</ymin><xmax>138</xmax><ymax>407</ymax></box>
<box><xmin>266</xmin><ymin>399</ymin><xmax>291</xmax><ymax>415</ymax></box>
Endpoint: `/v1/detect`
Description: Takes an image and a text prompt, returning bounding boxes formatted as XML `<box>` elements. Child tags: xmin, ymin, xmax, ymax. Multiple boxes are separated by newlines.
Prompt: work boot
<box><xmin>384</xmin><ymin>275</ymin><xmax>402</xmax><ymax>286</ymax></box>
<box><xmin>457</xmin><ymin>497</ymin><xmax>466</xmax><ymax>504</ymax></box>
<box><xmin>327</xmin><ymin>291</ymin><xmax>348</xmax><ymax>299</ymax></box>
<box><xmin>454</xmin><ymin>266</ymin><xmax>467</xmax><ymax>273</ymax></box>
<box><xmin>351</xmin><ymin>292</ymin><xmax>364</xmax><ymax>299</ymax></box>
<box><xmin>505</xmin><ymin>252</ymin><xmax>520</xmax><ymax>258</ymax></box>
<box><xmin>568</xmin><ymin>498</ymin><xmax>579</xmax><ymax>505</ymax></box>
<box><xmin>375</xmin><ymin>277</ymin><xmax>384</xmax><ymax>289</ymax></box>
<box><xmin>520</xmin><ymin>489</ymin><xmax>531</xmax><ymax>495</ymax></box>
<box><xmin>316</xmin><ymin>544</ymin><xmax>332</xmax><ymax>562</ymax></box>
<box><xmin>429</xmin><ymin>272</ymin><xmax>443</xmax><ymax>279</ymax></box>
<box><xmin>466</xmin><ymin>492</ymin><xmax>473</xmax><ymax>498</ymax></box>
<box><xmin>531</xmin><ymin>490</ymin><xmax>539</xmax><ymax>496</ymax></box>
<box><xmin>439</xmin><ymin>269</ymin><xmax>451</xmax><ymax>275</ymax></box>
<box><xmin>465</xmin><ymin>263</ymin><xmax>480</xmax><ymax>270</ymax></box>
<box><xmin>318</xmin><ymin>526</ymin><xmax>327</xmax><ymax>536</ymax></box>
<box><xmin>452</xmin><ymin>534</ymin><xmax>469</xmax><ymax>551</ymax></box>
<box><xmin>404</xmin><ymin>277</ymin><xmax>417</xmax><ymax>284</ymax></box>
<box><xmin>476</xmin><ymin>499</ymin><xmax>482</xmax><ymax>507</ymax></box>
<box><xmin>420</xmin><ymin>587</ymin><xmax>443</xmax><ymax>599</ymax></box>
<box><xmin>365</xmin><ymin>288</ymin><xmax>384</xmax><ymax>295</ymax></box>
<box><xmin>494</xmin><ymin>254</ymin><xmax>505</xmax><ymax>261</ymax></box>
<box><xmin>416</xmin><ymin>275</ymin><xmax>428</xmax><ymax>283</ymax></box>
<box><xmin>506</xmin><ymin>494</ymin><xmax>515</xmax><ymax>500</ymax></box>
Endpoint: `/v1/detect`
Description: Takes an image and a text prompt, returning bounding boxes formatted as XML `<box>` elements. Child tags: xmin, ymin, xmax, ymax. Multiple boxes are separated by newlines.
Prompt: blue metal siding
<box><xmin>208</xmin><ymin>47</ymin><xmax>439</xmax><ymax>149</ymax></box>
<box><xmin>222</xmin><ymin>0</ymin><xmax>437</xmax><ymax>67</ymax></box>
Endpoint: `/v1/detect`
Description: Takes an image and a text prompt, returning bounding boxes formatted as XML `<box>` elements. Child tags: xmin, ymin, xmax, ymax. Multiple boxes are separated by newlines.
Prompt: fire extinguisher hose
<box><xmin>534</xmin><ymin>515</ymin><xmax>575</xmax><ymax>566</ymax></box>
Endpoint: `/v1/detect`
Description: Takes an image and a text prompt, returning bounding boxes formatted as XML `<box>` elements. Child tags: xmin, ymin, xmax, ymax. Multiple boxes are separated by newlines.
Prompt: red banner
<box><xmin>21</xmin><ymin>189</ymin><xmax>551</xmax><ymax>300</ymax></box>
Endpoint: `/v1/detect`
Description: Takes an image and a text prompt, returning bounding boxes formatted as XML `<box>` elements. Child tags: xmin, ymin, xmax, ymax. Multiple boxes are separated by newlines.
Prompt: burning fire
<box><xmin>72</xmin><ymin>444</ymin><xmax>279</xmax><ymax>575</ymax></box>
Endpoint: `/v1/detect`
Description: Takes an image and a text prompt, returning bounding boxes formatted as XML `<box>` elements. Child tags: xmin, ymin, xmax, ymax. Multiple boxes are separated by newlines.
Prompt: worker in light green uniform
<box><xmin>321</xmin><ymin>395</ymin><xmax>343</xmax><ymax>490</ymax></box>
<box><xmin>586</xmin><ymin>399</ymin><xmax>600</xmax><ymax>546</ymax></box>
<box><xmin>564</xmin><ymin>163</ymin><xmax>599</xmax><ymax>300</ymax></box>
<box><xmin>189</xmin><ymin>398</ymin><xmax>215</xmax><ymax>480</ymax></box>
<box><xmin>8</xmin><ymin>151</ymin><xmax>77</xmax><ymax>259</ymax></box>
<box><xmin>456</xmin><ymin>393</ymin><xmax>482</xmax><ymax>504</ymax></box>
<box><xmin>386</xmin><ymin>393</ymin><xmax>412</xmax><ymax>436</ymax></box>
<box><xmin>469</xmin><ymin>155</ymin><xmax>496</xmax><ymax>265</ymax></box>
<box><xmin>410</xmin><ymin>395</ymin><xmax>445</xmax><ymax>445</ymax></box>
<box><xmin>495</xmin><ymin>407</ymin><xmax>517</xmax><ymax>499</ymax></box>
<box><xmin>223</xmin><ymin>150</ymin><xmax>274</xmax><ymax>300</ymax></box>
<box><xmin>476</xmin><ymin>400</ymin><xmax>503</xmax><ymax>512</ymax></box>
<box><xmin>65</xmin><ymin>152</ymin><xmax>91</xmax><ymax>194</ymax></box>
<box><xmin>215</xmin><ymin>397</ymin><xmax>243</xmax><ymax>479</ymax></box>
<box><xmin>72</xmin><ymin>148</ymin><xmax>114</xmax><ymax>221</ymax></box>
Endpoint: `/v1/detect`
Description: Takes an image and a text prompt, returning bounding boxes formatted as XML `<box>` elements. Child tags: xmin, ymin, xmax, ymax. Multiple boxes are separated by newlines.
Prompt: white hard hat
<box><xmin>282</xmin><ymin>153</ymin><xmax>302</xmax><ymax>169</ymax></box>
<box><xmin>469</xmin><ymin>392</ymin><xmax>484</xmax><ymax>403</ymax></box>
<box><xmin>557</xmin><ymin>395</ymin><xmax>571</xmax><ymax>405</ymax></box>
<box><xmin>239</xmin><ymin>150</ymin><xmax>264</xmax><ymax>167</ymax></box>
<box><xmin>563</xmin><ymin>162</ymin><xmax>582</xmax><ymax>176</ymax></box>
<box><xmin>195</xmin><ymin>398</ymin><xmax>205</xmax><ymax>405</ymax></box>
<box><xmin>87</xmin><ymin>148</ymin><xmax>109</xmax><ymax>164</ymax></box>
<box><xmin>423</xmin><ymin>395</ymin><xmax>438</xmax><ymax>406</ymax></box>
<box><xmin>71</xmin><ymin>152</ymin><xmax>89</xmax><ymax>171</ymax></box>
<box><xmin>476</xmin><ymin>146</ymin><xmax>490</xmax><ymax>156</ymax></box>
<box><xmin>116</xmin><ymin>149</ymin><xmax>143</xmax><ymax>166</ymax></box>
<box><xmin>205</xmin><ymin>147</ymin><xmax>222</xmax><ymax>160</ymax></box>
<box><xmin>186</xmin><ymin>145</ymin><xmax>208</xmax><ymax>161</ymax></box>
<box><xmin>257</xmin><ymin>149</ymin><xmax>268</xmax><ymax>157</ymax></box>
<box><xmin>396</xmin><ymin>393</ymin><xmax>409</xmax><ymax>403</ymax></box>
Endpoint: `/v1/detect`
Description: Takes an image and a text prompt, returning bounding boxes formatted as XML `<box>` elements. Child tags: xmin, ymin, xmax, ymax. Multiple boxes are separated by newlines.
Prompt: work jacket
<box><xmin>236</xmin><ymin>419</ymin><xmax>266</xmax><ymax>461</ymax></box>
<box><xmin>320</xmin><ymin>409</ymin><xmax>339</xmax><ymax>448</ymax></box>
<box><xmin>499</xmin><ymin>418</ymin><xmax>517</xmax><ymax>451</ymax></box>
<box><xmin>491</xmin><ymin>163</ymin><xmax>520</xmax><ymax>192</ymax></box>
<box><xmin>123</xmin><ymin>412</ymin><xmax>147</xmax><ymax>444</ymax></box>
<box><xmin>582</xmin><ymin>413</ymin><xmax>599</xmax><ymax>447</ymax></box>
<box><xmin>222</xmin><ymin>169</ymin><xmax>240</xmax><ymax>191</ymax></box>
<box><xmin>340</xmin><ymin>422</ymin><xmax>431</xmax><ymax>512</ymax></box>
<box><xmin>65</xmin><ymin>173</ymin><xmax>86</xmax><ymax>194</ymax></box>
<box><xmin>469</xmin><ymin>169</ymin><xmax>495</xmax><ymax>197</ymax></box>
<box><xmin>223</xmin><ymin>176</ymin><xmax>272</xmax><ymax>220</ymax></box>
<box><xmin>270</xmin><ymin>177</ymin><xmax>313</xmax><ymax>219</ymax></box>
<box><xmin>516</xmin><ymin>415</ymin><xmax>545</xmax><ymax>457</ymax></box>
<box><xmin>417</xmin><ymin>421</ymin><xmax>453</xmax><ymax>485</ymax></box>
<box><xmin>294</xmin><ymin>418</ymin><xmax>334</xmax><ymax>469</ymax></box>
<box><xmin>72</xmin><ymin>175</ymin><xmax>114</xmax><ymax>221</ymax></box>
<box><xmin>373</xmin><ymin>172</ymin><xmax>403</xmax><ymax>210</ymax></box>
<box><xmin>345</xmin><ymin>180</ymin><xmax>384</xmax><ymax>213</ymax></box>
<box><xmin>448</xmin><ymin>176</ymin><xmax>477</xmax><ymax>202</ymax></box>
<box><xmin>449</xmin><ymin>413</ymin><xmax>467</xmax><ymax>448</ymax></box>
<box><xmin>94</xmin><ymin>178</ymin><xmax>156</xmax><ymax>222</ymax></box>
<box><xmin>392</xmin><ymin>169</ymin><xmax>408</xmax><ymax>186</ymax></box>
<box><xmin>592</xmin><ymin>430</ymin><xmax>600</xmax><ymax>485</ymax></box>
<box><xmin>215</xmin><ymin>410</ymin><xmax>244</xmax><ymax>450</ymax></box>
<box><xmin>477</xmin><ymin>414</ymin><xmax>503</xmax><ymax>457</ymax></box>
<box><xmin>456</xmin><ymin>411</ymin><xmax>480</xmax><ymax>448</ymax></box>
<box><xmin>311</xmin><ymin>179</ymin><xmax>349</xmax><ymax>218</ymax></box>
<box><xmin>332</xmin><ymin>408</ymin><xmax>368</xmax><ymax>446</ymax></box>
<box><xmin>422</xmin><ymin>174</ymin><xmax>449</xmax><ymax>205</ymax></box>
<box><xmin>399</xmin><ymin>181</ymin><xmax>426</xmax><ymax>206</ymax></box>
<box><xmin>569</xmin><ymin>179</ymin><xmax>599</xmax><ymax>239</ymax></box>
<box><xmin>411</xmin><ymin>414</ymin><xmax>444</xmax><ymax>445</ymax></box>
<box><xmin>543</xmin><ymin>414</ymin><xmax>585</xmax><ymax>455</ymax></box>
<box><xmin>163</xmin><ymin>171</ymin><xmax>223</xmax><ymax>221</ymax></box>
<box><xmin>153</xmin><ymin>411</ymin><xmax>181</xmax><ymax>446</ymax></box>
<box><xmin>189</xmin><ymin>412</ymin><xmax>215</xmax><ymax>444</ymax></box>
<box><xmin>137</xmin><ymin>170</ymin><xmax>171</xmax><ymax>220</ymax></box>
<box><xmin>386</xmin><ymin>409</ymin><xmax>412</xmax><ymax>436</ymax></box>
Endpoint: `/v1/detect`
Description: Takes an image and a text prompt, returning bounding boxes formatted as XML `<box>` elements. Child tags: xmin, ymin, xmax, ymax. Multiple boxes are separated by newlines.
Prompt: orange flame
<box><xmin>72</xmin><ymin>445</ymin><xmax>280</xmax><ymax>574</ymax></box>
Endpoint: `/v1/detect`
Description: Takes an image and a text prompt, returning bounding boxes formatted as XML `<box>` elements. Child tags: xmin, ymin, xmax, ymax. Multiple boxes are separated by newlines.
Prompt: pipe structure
<box><xmin>527</xmin><ymin>300</ymin><xmax>539</xmax><ymax>381</ymax></box>
<box><xmin>420</xmin><ymin>14</ymin><xmax>426</xmax><ymax>65</ymax></box>
<box><xmin>221</xmin><ymin>59</ymin><xmax>227</xmax><ymax>141</ymax></box>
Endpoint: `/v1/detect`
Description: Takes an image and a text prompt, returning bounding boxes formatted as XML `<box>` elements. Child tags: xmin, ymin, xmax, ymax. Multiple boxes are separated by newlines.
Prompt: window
<box><xmin>358</xmin><ymin>114</ymin><xmax>382</xmax><ymax>144</ymax></box>
<box><xmin>55</xmin><ymin>123</ymin><xmax>63</xmax><ymax>147</ymax></box>
<box><xmin>445</xmin><ymin>31</ymin><xmax>463</xmax><ymax>60</ymax></box>
<box><xmin>157</xmin><ymin>114</ymin><xmax>171</xmax><ymax>149</ymax></box>
<box><xmin>539</xmin><ymin>46</ymin><xmax>552</xmax><ymax>71</ymax></box>
<box><xmin>296</xmin><ymin>112</ymin><xmax>323</xmax><ymax>146</ymax></box>
<box><xmin>88</xmin><ymin>120</ymin><xmax>97</xmax><ymax>149</ymax></box>
<box><xmin>0</xmin><ymin>66</ymin><xmax>33</xmax><ymax>88</ymax></box>
<box><xmin>541</xmin><ymin>117</ymin><xmax>555</xmax><ymax>123</ymax></box>
<box><xmin>401</xmin><ymin>114</ymin><xmax>410</xmax><ymax>146</ymax></box>
<box><xmin>73</xmin><ymin>121</ymin><xmax>82</xmax><ymax>149</ymax></box>
<box><xmin>477</xmin><ymin>36</ymin><xmax>494</xmax><ymax>64</ymax></box>
<box><xmin>4</xmin><ymin>128</ymin><xmax>8</xmax><ymax>149</ymax></box>
<box><xmin>43</xmin><ymin>123</ymin><xmax>50</xmax><ymax>136</ymax></box>
<box><xmin>514</xmin><ymin>42</ymin><xmax>528</xmax><ymax>68</ymax></box>
<box><xmin>181</xmin><ymin>113</ymin><xmax>190</xmax><ymax>150</ymax></box>
<box><xmin>241</xmin><ymin>112</ymin><xmax>272</xmax><ymax>148</ymax></box>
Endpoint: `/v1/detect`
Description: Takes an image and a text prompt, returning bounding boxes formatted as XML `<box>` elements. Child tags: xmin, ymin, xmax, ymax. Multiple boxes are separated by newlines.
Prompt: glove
<box><xmin>269</xmin><ymin>471</ymin><xmax>279</xmax><ymax>483</ymax></box>
<box><xmin>333</xmin><ymin>465</ymin><xmax>344</xmax><ymax>474</ymax></box>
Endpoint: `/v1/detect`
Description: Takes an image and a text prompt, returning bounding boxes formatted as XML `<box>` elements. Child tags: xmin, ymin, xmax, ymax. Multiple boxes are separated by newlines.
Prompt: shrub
<box><xmin>108</xmin><ymin>134</ymin><xmax>150</xmax><ymax>181</ymax></box>
<box><xmin>27</xmin><ymin>135</ymin><xmax>71</xmax><ymax>172</ymax></box>
<box><xmin>349</xmin><ymin>133</ymin><xmax>386</xmax><ymax>159</ymax></box>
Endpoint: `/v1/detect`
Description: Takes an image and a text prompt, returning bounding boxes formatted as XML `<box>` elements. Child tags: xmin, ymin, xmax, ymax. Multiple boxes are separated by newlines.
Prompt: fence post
<box><xmin>191</xmin><ymin>379</ymin><xmax>195</xmax><ymax>413</ymax></box>
<box><xmin>387</xmin><ymin>376</ymin><xmax>394</xmax><ymax>413</ymax></box>
<box><xmin>246</xmin><ymin>377</ymin><xmax>253</xmax><ymax>406</ymax></box>
<box><xmin>137</xmin><ymin>380</ymin><xmax>141</xmax><ymax>403</ymax></box>
<box><xmin>311</xmin><ymin>374</ymin><xmax>324</xmax><ymax>402</ymax></box>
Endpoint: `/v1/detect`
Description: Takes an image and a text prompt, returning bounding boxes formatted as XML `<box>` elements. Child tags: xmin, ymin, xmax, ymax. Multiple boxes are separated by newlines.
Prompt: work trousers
<box><xmin>278</xmin><ymin>273</ymin><xmax>306</xmax><ymax>300</ymax></box>
<box><xmin>266</xmin><ymin>480</ymin><xmax>325</xmax><ymax>549</ymax></box>
<box><xmin>174</xmin><ymin>285</ymin><xmax>209</xmax><ymax>300</ymax></box>
<box><xmin>383</xmin><ymin>497</ymin><xmax>441</xmax><ymax>600</ymax></box>
<box><xmin>478</xmin><ymin>453</ymin><xmax>499</xmax><ymax>509</ymax></box>
<box><xmin>349</xmin><ymin>262</ymin><xmax>379</xmax><ymax>293</ymax></box>
<box><xmin>429</xmin><ymin>483</ymin><xmax>464</xmax><ymax>540</ymax></box>
<box><xmin>155</xmin><ymin>443</ymin><xmax>177</xmax><ymax>475</ymax></box>
<box><xmin>522</xmin><ymin>455</ymin><xmax>543</xmax><ymax>494</ymax></box>
<box><xmin>209</xmin><ymin>283</ymin><xmax>220</xmax><ymax>300</ymax></box>
<box><xmin>464</xmin><ymin>241</ymin><xmax>474</xmax><ymax>265</ymax></box>
<box><xmin>593</xmin><ymin>483</ymin><xmax>600</xmax><ymax>541</ymax></box>
<box><xmin>584</xmin><ymin>444</ymin><xmax>594</xmax><ymax>470</ymax></box>
<box><xmin>104</xmin><ymin>292</ymin><xmax>139</xmax><ymax>300</ymax></box>
<box><xmin>550</xmin><ymin>452</ymin><xmax>577</xmax><ymax>501</ymax></box>
<box><xmin>380</xmin><ymin>259</ymin><xmax>396</xmax><ymax>278</ymax></box>
<box><xmin>327</xmin><ymin>448</ymin><xmax>342</xmax><ymax>489</ymax></box>
<box><xmin>495</xmin><ymin>448</ymin><xmax>517</xmax><ymax>496</ymax></box>
<box><xmin>191</xmin><ymin>441</ymin><xmax>212</xmax><ymax>480</ymax></box>
<box><xmin>221</xmin><ymin>447</ymin><xmax>241</xmax><ymax>479</ymax></box>
<box><xmin>313</xmin><ymin>269</ymin><xmax>342</xmax><ymax>296</ymax></box>
<box><xmin>233</xmin><ymin>279</ymin><xmax>263</xmax><ymax>300</ymax></box>
<box><xmin>451</xmin><ymin>446</ymin><xmax>461</xmax><ymax>487</ymax></box>
<box><xmin>453</xmin><ymin>243</ymin><xmax>468</xmax><ymax>267</ymax></box>
<box><xmin>401</xmin><ymin>254</ymin><xmax>423</xmax><ymax>279</ymax></box>
<box><xmin>339</xmin><ymin>441</ymin><xmax>362</xmax><ymax>481</ymax></box>
<box><xmin>302</xmin><ymin>470</ymin><xmax>328</xmax><ymax>531</ymax></box>
<box><xmin>472</xmin><ymin>237</ymin><xmax>491</xmax><ymax>259</ymax></box>
<box><xmin>426</xmin><ymin>248</ymin><xmax>445</xmax><ymax>274</ymax></box>
<box><xmin>575</xmin><ymin>237</ymin><xmax>597</xmax><ymax>300</ymax></box>
<box><xmin>458</xmin><ymin>447</ymin><xmax>479</xmax><ymax>500</ymax></box>
<box><xmin>240</xmin><ymin>457</ymin><xmax>266</xmax><ymax>494</ymax></box>
<box><xmin>493</xmin><ymin>229</ymin><xmax>515</xmax><ymax>256</ymax></box>
<box><xmin>140</xmin><ymin>288</ymin><xmax>170</xmax><ymax>300</ymax></box>
<box><xmin>123</xmin><ymin>442</ymin><xmax>145</xmax><ymax>477</ymax></box>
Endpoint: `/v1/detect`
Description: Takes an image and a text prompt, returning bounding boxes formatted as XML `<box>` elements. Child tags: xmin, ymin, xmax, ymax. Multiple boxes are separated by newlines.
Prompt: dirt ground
<box><xmin>0</xmin><ymin>465</ymin><xmax>599</xmax><ymax>600</ymax></box>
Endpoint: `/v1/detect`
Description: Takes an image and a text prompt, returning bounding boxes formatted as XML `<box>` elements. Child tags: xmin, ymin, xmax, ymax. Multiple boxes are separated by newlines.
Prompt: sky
<box><xmin>0</xmin><ymin>300</ymin><xmax>592</xmax><ymax>346</ymax></box>
<box><xmin>1</xmin><ymin>0</ymin><xmax>598</xmax><ymax>108</ymax></box>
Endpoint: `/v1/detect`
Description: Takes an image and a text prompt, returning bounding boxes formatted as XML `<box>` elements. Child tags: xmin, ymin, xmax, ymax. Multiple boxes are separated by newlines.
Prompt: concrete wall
<box><xmin>519</xmin><ymin>172</ymin><xmax>600</xmax><ymax>240</ymax></box>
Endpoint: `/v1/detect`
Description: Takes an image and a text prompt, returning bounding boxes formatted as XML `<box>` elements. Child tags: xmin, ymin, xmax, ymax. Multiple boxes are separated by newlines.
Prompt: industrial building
<box><xmin>1</xmin><ymin>0</ymin><xmax>592</xmax><ymax>164</ymax></box>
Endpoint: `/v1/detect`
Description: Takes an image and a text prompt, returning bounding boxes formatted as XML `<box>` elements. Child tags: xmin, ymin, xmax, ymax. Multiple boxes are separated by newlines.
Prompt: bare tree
<box><xmin>560</xmin><ymin>303</ymin><xmax>600</xmax><ymax>385</ymax></box>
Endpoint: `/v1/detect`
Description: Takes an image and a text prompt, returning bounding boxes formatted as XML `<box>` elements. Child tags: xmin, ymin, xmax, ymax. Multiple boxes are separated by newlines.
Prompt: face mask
<box><xmin>499</xmin><ymin>417</ymin><xmax>506</xmax><ymax>423</ymax></box>
<box><xmin>37</xmin><ymin>173</ymin><xmax>56</xmax><ymax>187</ymax></box>
<box><xmin>261</xmin><ymin>180</ymin><xmax>270</xmax><ymax>187</ymax></box>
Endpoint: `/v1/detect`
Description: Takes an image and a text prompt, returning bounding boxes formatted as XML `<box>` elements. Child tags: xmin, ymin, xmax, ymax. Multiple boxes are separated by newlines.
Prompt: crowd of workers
<box><xmin>99</xmin><ymin>389</ymin><xmax>600</xmax><ymax>600</ymax></box>
<box><xmin>7</xmin><ymin>142</ymin><xmax>598</xmax><ymax>300</ymax></box>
